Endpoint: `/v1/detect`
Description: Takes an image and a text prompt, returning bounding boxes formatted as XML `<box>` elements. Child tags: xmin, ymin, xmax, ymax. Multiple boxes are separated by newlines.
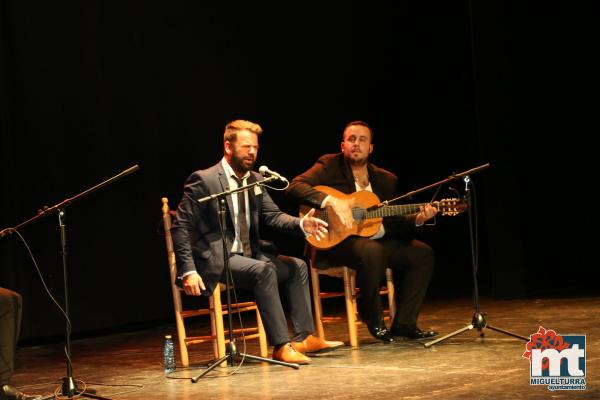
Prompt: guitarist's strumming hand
<box><xmin>300</xmin><ymin>208</ymin><xmax>329</xmax><ymax>241</ymax></box>
<box><xmin>326</xmin><ymin>196</ymin><xmax>354</xmax><ymax>229</ymax></box>
<box><xmin>415</xmin><ymin>204</ymin><xmax>438</xmax><ymax>225</ymax></box>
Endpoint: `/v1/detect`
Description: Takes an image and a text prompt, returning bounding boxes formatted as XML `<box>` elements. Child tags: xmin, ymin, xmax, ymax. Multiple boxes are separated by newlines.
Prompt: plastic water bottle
<box><xmin>163</xmin><ymin>335</ymin><xmax>176</xmax><ymax>373</ymax></box>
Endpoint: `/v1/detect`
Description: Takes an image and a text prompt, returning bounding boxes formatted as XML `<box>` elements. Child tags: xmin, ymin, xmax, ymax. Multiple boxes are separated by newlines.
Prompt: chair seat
<box><xmin>315</xmin><ymin>266</ymin><xmax>347</xmax><ymax>278</ymax></box>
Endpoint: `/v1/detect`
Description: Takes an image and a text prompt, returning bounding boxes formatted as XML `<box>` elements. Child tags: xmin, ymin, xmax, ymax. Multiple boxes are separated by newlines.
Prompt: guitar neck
<box><xmin>315</xmin><ymin>202</ymin><xmax>429</xmax><ymax>223</ymax></box>
<box><xmin>365</xmin><ymin>203</ymin><xmax>429</xmax><ymax>219</ymax></box>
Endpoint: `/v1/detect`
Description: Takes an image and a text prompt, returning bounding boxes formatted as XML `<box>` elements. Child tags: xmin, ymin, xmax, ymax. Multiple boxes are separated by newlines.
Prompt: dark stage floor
<box><xmin>12</xmin><ymin>296</ymin><xmax>599</xmax><ymax>399</ymax></box>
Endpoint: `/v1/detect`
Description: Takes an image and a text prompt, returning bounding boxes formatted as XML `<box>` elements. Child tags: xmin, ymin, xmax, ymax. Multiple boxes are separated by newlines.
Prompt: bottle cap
<box><xmin>165</xmin><ymin>335</ymin><xmax>172</xmax><ymax>339</ymax></box>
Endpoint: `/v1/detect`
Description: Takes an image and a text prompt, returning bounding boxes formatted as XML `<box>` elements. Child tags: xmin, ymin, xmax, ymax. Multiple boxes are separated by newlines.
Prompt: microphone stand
<box><xmin>379</xmin><ymin>163</ymin><xmax>489</xmax><ymax>206</ymax></box>
<box><xmin>413</xmin><ymin>163</ymin><xmax>529</xmax><ymax>348</ymax></box>
<box><xmin>1</xmin><ymin>165</ymin><xmax>140</xmax><ymax>399</ymax></box>
<box><xmin>191</xmin><ymin>176</ymin><xmax>299</xmax><ymax>383</ymax></box>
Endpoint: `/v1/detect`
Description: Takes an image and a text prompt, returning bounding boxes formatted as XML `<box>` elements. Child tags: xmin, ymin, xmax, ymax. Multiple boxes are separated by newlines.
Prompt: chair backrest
<box><xmin>162</xmin><ymin>198</ymin><xmax>184</xmax><ymax>307</ymax></box>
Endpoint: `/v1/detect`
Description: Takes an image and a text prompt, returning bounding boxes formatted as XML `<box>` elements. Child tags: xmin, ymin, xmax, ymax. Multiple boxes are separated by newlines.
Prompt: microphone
<box><xmin>259</xmin><ymin>165</ymin><xmax>288</xmax><ymax>183</ymax></box>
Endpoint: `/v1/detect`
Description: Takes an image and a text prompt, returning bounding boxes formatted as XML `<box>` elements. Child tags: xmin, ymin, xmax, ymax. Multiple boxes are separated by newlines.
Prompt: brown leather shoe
<box><xmin>292</xmin><ymin>334</ymin><xmax>344</xmax><ymax>354</ymax></box>
<box><xmin>272</xmin><ymin>343</ymin><xmax>311</xmax><ymax>364</ymax></box>
<box><xmin>1</xmin><ymin>385</ymin><xmax>42</xmax><ymax>400</ymax></box>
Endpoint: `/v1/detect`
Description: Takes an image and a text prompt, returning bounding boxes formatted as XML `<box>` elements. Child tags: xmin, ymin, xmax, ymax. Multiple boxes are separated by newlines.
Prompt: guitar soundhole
<box><xmin>352</xmin><ymin>207</ymin><xmax>366</xmax><ymax>222</ymax></box>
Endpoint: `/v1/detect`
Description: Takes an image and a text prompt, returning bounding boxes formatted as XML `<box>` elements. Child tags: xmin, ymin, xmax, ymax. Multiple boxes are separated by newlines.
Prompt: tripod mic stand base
<box><xmin>60</xmin><ymin>377</ymin><xmax>116</xmax><ymax>400</ymax></box>
<box><xmin>191</xmin><ymin>341</ymin><xmax>300</xmax><ymax>383</ymax></box>
<box><xmin>423</xmin><ymin>324</ymin><xmax>474</xmax><ymax>348</ymax></box>
<box><xmin>423</xmin><ymin>312</ymin><xmax>528</xmax><ymax>348</ymax></box>
<box><xmin>485</xmin><ymin>324</ymin><xmax>529</xmax><ymax>341</ymax></box>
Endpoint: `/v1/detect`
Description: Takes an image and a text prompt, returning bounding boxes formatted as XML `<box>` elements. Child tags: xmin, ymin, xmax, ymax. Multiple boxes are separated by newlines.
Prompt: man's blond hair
<box><xmin>224</xmin><ymin>120</ymin><xmax>263</xmax><ymax>143</ymax></box>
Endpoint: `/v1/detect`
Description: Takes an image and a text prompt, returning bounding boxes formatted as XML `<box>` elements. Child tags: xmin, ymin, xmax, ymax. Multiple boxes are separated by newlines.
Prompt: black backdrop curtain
<box><xmin>1</xmin><ymin>1</ymin><xmax>597</xmax><ymax>341</ymax></box>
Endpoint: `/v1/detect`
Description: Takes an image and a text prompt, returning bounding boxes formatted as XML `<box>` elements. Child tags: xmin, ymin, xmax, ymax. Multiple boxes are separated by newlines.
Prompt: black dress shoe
<box><xmin>366</xmin><ymin>321</ymin><xmax>395</xmax><ymax>342</ymax></box>
<box><xmin>390</xmin><ymin>326</ymin><xmax>438</xmax><ymax>340</ymax></box>
<box><xmin>1</xmin><ymin>384</ymin><xmax>42</xmax><ymax>400</ymax></box>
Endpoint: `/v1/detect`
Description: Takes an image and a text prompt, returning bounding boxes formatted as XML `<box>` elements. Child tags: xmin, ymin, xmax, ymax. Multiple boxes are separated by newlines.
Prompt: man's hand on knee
<box><xmin>183</xmin><ymin>272</ymin><xmax>206</xmax><ymax>296</ymax></box>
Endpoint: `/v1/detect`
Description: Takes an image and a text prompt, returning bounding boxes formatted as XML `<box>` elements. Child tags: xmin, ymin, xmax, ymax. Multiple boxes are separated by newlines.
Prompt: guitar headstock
<box><xmin>436</xmin><ymin>198</ymin><xmax>467</xmax><ymax>216</ymax></box>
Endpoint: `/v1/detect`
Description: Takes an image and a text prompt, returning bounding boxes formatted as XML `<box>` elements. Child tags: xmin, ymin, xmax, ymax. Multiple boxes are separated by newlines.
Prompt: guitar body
<box><xmin>300</xmin><ymin>186</ymin><xmax>384</xmax><ymax>250</ymax></box>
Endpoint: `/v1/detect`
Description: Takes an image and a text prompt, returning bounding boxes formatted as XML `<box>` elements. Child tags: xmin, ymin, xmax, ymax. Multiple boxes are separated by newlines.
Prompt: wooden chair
<box><xmin>161</xmin><ymin>197</ymin><xmax>268</xmax><ymax>367</ymax></box>
<box><xmin>307</xmin><ymin>244</ymin><xmax>396</xmax><ymax>348</ymax></box>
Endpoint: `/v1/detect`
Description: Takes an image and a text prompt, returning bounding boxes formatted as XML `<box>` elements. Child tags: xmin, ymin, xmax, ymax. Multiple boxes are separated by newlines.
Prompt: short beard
<box><xmin>231</xmin><ymin>155</ymin><xmax>254</xmax><ymax>174</ymax></box>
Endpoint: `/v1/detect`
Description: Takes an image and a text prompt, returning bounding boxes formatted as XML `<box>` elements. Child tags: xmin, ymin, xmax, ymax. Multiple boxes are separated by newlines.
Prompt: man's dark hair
<box><xmin>343</xmin><ymin>120</ymin><xmax>373</xmax><ymax>141</ymax></box>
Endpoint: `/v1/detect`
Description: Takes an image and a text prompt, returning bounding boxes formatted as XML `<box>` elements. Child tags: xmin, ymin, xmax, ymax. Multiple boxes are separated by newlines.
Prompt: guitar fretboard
<box><xmin>365</xmin><ymin>203</ymin><xmax>428</xmax><ymax>219</ymax></box>
<box><xmin>315</xmin><ymin>202</ymin><xmax>432</xmax><ymax>223</ymax></box>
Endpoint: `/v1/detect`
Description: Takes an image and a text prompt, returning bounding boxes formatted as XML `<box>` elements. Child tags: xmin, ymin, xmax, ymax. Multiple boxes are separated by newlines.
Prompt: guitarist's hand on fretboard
<box><xmin>326</xmin><ymin>196</ymin><xmax>354</xmax><ymax>229</ymax></box>
<box><xmin>415</xmin><ymin>204</ymin><xmax>438</xmax><ymax>225</ymax></box>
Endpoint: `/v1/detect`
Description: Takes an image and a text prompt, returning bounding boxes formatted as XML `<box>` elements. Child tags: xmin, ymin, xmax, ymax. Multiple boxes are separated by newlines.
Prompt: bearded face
<box><xmin>225</xmin><ymin>130</ymin><xmax>259</xmax><ymax>174</ymax></box>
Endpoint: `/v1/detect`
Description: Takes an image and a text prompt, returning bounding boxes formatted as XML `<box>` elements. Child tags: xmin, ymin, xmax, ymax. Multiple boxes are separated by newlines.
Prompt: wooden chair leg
<box><xmin>344</xmin><ymin>267</ymin><xmax>359</xmax><ymax>348</ymax></box>
<box><xmin>208</xmin><ymin>296</ymin><xmax>219</xmax><ymax>360</ymax></box>
<box><xmin>175</xmin><ymin>311</ymin><xmax>189</xmax><ymax>367</ymax></box>
<box><xmin>256</xmin><ymin>308</ymin><xmax>268</xmax><ymax>357</ymax></box>
<box><xmin>386</xmin><ymin>268</ymin><xmax>396</xmax><ymax>320</ymax></box>
<box><xmin>349</xmin><ymin>270</ymin><xmax>358</xmax><ymax>319</ymax></box>
<box><xmin>310</xmin><ymin>267</ymin><xmax>326</xmax><ymax>339</ymax></box>
<box><xmin>211</xmin><ymin>290</ymin><xmax>227</xmax><ymax>368</ymax></box>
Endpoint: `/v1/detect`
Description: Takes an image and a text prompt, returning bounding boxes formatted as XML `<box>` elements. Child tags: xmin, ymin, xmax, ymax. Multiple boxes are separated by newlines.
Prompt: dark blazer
<box><xmin>285</xmin><ymin>153</ymin><xmax>417</xmax><ymax>237</ymax></box>
<box><xmin>171</xmin><ymin>161</ymin><xmax>303</xmax><ymax>296</ymax></box>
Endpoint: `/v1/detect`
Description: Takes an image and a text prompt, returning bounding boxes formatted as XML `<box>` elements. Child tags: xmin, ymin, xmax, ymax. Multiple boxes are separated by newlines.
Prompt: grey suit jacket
<box><xmin>171</xmin><ymin>161</ymin><xmax>303</xmax><ymax>296</ymax></box>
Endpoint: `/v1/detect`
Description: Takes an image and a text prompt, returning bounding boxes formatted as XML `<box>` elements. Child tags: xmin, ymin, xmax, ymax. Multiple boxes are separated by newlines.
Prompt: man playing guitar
<box><xmin>286</xmin><ymin>121</ymin><xmax>440</xmax><ymax>342</ymax></box>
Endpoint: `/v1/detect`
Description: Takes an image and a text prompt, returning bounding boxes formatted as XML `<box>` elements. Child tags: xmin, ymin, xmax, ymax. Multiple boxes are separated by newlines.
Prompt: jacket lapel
<box><xmin>340</xmin><ymin>155</ymin><xmax>356</xmax><ymax>192</ymax></box>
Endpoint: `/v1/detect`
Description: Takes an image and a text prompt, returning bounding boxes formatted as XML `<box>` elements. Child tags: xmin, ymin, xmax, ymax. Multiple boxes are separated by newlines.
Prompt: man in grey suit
<box><xmin>171</xmin><ymin>119</ymin><xmax>342</xmax><ymax>365</ymax></box>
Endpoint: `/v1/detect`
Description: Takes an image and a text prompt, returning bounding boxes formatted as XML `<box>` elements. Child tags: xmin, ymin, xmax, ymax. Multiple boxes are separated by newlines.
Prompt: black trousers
<box><xmin>225</xmin><ymin>252</ymin><xmax>315</xmax><ymax>346</ymax></box>
<box><xmin>0</xmin><ymin>288</ymin><xmax>21</xmax><ymax>386</ymax></box>
<box><xmin>326</xmin><ymin>236</ymin><xmax>435</xmax><ymax>327</ymax></box>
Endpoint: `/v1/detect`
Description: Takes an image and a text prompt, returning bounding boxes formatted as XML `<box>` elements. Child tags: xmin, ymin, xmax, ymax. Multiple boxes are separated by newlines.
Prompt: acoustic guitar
<box><xmin>300</xmin><ymin>185</ymin><xmax>467</xmax><ymax>250</ymax></box>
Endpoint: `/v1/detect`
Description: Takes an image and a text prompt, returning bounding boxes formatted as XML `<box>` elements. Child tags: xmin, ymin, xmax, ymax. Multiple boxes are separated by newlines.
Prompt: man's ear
<box><xmin>224</xmin><ymin>140</ymin><xmax>232</xmax><ymax>156</ymax></box>
<box><xmin>369</xmin><ymin>144</ymin><xmax>374</xmax><ymax>154</ymax></box>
